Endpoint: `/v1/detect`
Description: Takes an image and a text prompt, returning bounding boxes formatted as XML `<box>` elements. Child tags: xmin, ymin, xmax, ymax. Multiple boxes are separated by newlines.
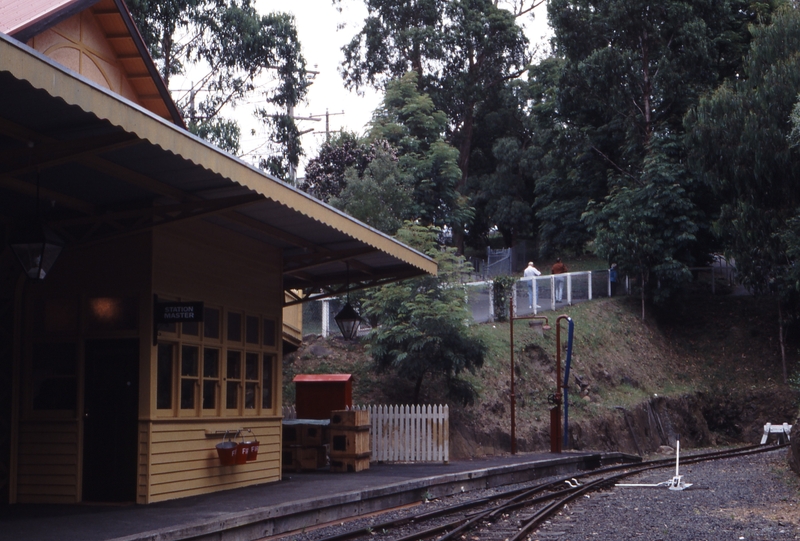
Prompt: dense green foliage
<box><xmin>686</xmin><ymin>4</ymin><xmax>800</xmax><ymax>373</ymax></box>
<box><xmin>309</xmin><ymin>0</ymin><xmax>800</xmax><ymax>387</ymax></box>
<box><xmin>337</xmin><ymin>0</ymin><xmax>531</xmax><ymax>249</ymax></box>
<box><xmin>369</xmin><ymin>72</ymin><xmax>473</xmax><ymax>229</ymax></box>
<box><xmin>362</xmin><ymin>224</ymin><xmax>487</xmax><ymax>404</ymax></box>
<box><xmin>686</xmin><ymin>5</ymin><xmax>800</xmax><ymax>299</ymax></box>
<box><xmin>303</xmin><ymin>133</ymin><xmax>390</xmax><ymax>202</ymax></box>
<box><xmin>542</xmin><ymin>0</ymin><xmax>777</xmax><ymax>317</ymax></box>
<box><xmin>331</xmin><ymin>148</ymin><xmax>414</xmax><ymax>235</ymax></box>
<box><xmin>128</xmin><ymin>0</ymin><xmax>308</xmax><ymax>170</ymax></box>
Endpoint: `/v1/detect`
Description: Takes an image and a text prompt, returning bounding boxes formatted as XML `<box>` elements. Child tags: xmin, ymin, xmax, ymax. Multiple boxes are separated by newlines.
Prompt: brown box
<box><xmin>282</xmin><ymin>445</ymin><xmax>327</xmax><ymax>472</ymax></box>
<box><xmin>300</xmin><ymin>424</ymin><xmax>328</xmax><ymax>447</ymax></box>
<box><xmin>330</xmin><ymin>409</ymin><xmax>370</xmax><ymax>428</ymax></box>
<box><xmin>330</xmin><ymin>456</ymin><xmax>370</xmax><ymax>473</ymax></box>
<box><xmin>329</xmin><ymin>427</ymin><xmax>370</xmax><ymax>457</ymax></box>
<box><xmin>298</xmin><ymin>446</ymin><xmax>321</xmax><ymax>471</ymax></box>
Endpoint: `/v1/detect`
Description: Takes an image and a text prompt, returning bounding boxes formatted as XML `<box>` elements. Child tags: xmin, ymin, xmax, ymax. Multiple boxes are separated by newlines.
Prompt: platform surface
<box><xmin>0</xmin><ymin>451</ymin><xmax>612</xmax><ymax>541</ymax></box>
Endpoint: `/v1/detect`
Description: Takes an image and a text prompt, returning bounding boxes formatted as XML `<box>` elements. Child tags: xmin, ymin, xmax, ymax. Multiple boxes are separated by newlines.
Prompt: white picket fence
<box><xmin>350</xmin><ymin>404</ymin><xmax>449</xmax><ymax>464</ymax></box>
<box><xmin>282</xmin><ymin>404</ymin><xmax>449</xmax><ymax>463</ymax></box>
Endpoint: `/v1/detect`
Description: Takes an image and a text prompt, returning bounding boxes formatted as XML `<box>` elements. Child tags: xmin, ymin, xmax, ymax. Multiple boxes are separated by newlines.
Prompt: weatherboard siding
<box><xmin>16</xmin><ymin>420</ymin><xmax>79</xmax><ymax>503</ymax></box>
<box><xmin>141</xmin><ymin>419</ymin><xmax>281</xmax><ymax>503</ymax></box>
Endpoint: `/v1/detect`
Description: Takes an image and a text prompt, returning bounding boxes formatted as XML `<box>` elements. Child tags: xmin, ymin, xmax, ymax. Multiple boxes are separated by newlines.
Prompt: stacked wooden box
<box><xmin>282</xmin><ymin>421</ymin><xmax>329</xmax><ymax>472</ymax></box>
<box><xmin>329</xmin><ymin>410</ymin><xmax>370</xmax><ymax>472</ymax></box>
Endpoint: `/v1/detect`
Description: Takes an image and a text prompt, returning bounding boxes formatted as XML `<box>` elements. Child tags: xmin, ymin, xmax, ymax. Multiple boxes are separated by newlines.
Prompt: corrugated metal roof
<box><xmin>0</xmin><ymin>33</ymin><xmax>437</xmax><ymax>303</ymax></box>
<box><xmin>0</xmin><ymin>0</ymin><xmax>183</xmax><ymax>125</ymax></box>
<box><xmin>0</xmin><ymin>0</ymin><xmax>87</xmax><ymax>36</ymax></box>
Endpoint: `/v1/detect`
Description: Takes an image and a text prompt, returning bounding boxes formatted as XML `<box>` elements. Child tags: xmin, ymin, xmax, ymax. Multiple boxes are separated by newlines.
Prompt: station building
<box><xmin>0</xmin><ymin>0</ymin><xmax>436</xmax><ymax>504</ymax></box>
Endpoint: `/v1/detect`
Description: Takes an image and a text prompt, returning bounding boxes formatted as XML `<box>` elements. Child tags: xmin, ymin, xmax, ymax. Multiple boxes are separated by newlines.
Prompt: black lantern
<box><xmin>333</xmin><ymin>262</ymin><xmax>362</xmax><ymax>340</ymax></box>
<box><xmin>334</xmin><ymin>302</ymin><xmax>362</xmax><ymax>340</ymax></box>
<box><xmin>10</xmin><ymin>223</ymin><xmax>64</xmax><ymax>280</ymax></box>
<box><xmin>10</xmin><ymin>169</ymin><xmax>63</xmax><ymax>280</ymax></box>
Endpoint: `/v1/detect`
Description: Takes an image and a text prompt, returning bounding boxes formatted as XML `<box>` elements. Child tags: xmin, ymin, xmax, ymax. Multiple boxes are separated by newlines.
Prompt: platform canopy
<box><xmin>0</xmin><ymin>33</ymin><xmax>437</xmax><ymax>304</ymax></box>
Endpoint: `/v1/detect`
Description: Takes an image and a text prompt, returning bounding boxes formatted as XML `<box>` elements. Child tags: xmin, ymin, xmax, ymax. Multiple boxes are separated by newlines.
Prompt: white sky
<box><xmin>239</xmin><ymin>0</ymin><xmax>552</xmax><ymax>178</ymax></box>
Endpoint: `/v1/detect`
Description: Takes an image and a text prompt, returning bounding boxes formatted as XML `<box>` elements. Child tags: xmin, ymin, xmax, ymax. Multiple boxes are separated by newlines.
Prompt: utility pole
<box><xmin>308</xmin><ymin>109</ymin><xmax>345</xmax><ymax>142</ymax></box>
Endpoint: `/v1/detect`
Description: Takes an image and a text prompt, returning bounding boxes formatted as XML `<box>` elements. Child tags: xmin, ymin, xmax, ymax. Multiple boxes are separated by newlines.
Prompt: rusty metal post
<box><xmin>510</xmin><ymin>309</ymin><xmax>550</xmax><ymax>456</ymax></box>
<box><xmin>550</xmin><ymin>316</ymin><xmax>562</xmax><ymax>453</ymax></box>
<box><xmin>550</xmin><ymin>406</ymin><xmax>562</xmax><ymax>453</ymax></box>
<box><xmin>510</xmin><ymin>292</ymin><xmax>516</xmax><ymax>455</ymax></box>
<box><xmin>550</xmin><ymin>315</ymin><xmax>570</xmax><ymax>453</ymax></box>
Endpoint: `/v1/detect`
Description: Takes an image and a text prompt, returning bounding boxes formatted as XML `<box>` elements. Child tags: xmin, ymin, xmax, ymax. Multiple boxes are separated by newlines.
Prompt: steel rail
<box><xmin>307</xmin><ymin>443</ymin><xmax>788</xmax><ymax>541</ymax></box>
<box><xmin>506</xmin><ymin>444</ymin><xmax>789</xmax><ymax>541</ymax></box>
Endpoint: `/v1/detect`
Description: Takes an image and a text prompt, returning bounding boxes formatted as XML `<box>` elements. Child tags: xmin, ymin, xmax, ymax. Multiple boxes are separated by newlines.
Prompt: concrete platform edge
<box><xmin>108</xmin><ymin>453</ymin><xmax>634</xmax><ymax>541</ymax></box>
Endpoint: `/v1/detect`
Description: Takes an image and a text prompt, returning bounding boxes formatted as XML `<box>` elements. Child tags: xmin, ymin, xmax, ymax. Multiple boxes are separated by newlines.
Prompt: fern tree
<box><xmin>362</xmin><ymin>223</ymin><xmax>486</xmax><ymax>404</ymax></box>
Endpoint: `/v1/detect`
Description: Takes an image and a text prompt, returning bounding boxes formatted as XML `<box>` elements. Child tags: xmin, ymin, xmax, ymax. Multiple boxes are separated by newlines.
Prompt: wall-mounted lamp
<box><xmin>10</xmin><ymin>224</ymin><xmax>63</xmax><ymax>279</ymax></box>
<box><xmin>10</xmin><ymin>171</ymin><xmax>63</xmax><ymax>279</ymax></box>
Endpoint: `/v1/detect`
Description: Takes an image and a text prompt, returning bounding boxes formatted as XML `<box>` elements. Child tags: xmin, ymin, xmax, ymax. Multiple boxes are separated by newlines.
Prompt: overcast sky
<box><xmin>244</xmin><ymin>0</ymin><xmax>552</xmax><ymax>177</ymax></box>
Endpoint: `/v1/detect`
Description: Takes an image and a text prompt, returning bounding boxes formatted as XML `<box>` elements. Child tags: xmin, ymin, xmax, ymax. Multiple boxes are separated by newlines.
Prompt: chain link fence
<box><xmin>303</xmin><ymin>264</ymin><xmax>736</xmax><ymax>333</ymax></box>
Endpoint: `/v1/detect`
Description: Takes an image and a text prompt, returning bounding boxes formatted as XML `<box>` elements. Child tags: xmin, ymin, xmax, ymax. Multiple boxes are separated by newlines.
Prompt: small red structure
<box><xmin>293</xmin><ymin>374</ymin><xmax>353</xmax><ymax>420</ymax></box>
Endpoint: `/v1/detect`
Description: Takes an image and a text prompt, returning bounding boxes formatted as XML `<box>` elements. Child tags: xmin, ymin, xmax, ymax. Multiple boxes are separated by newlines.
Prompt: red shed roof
<box><xmin>293</xmin><ymin>374</ymin><xmax>352</xmax><ymax>383</ymax></box>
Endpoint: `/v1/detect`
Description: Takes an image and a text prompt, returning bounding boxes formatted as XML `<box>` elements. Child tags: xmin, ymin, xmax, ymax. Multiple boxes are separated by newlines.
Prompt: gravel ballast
<box><xmin>273</xmin><ymin>448</ymin><xmax>800</xmax><ymax>541</ymax></box>
<box><xmin>533</xmin><ymin>449</ymin><xmax>800</xmax><ymax>541</ymax></box>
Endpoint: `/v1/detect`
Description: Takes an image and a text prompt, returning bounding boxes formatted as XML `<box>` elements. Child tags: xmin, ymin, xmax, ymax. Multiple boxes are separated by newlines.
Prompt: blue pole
<box><xmin>562</xmin><ymin>318</ymin><xmax>574</xmax><ymax>450</ymax></box>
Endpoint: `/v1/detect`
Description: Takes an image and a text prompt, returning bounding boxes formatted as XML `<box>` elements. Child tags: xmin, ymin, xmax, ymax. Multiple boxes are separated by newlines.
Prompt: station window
<box><xmin>180</xmin><ymin>345</ymin><xmax>199</xmax><ymax>409</ymax></box>
<box><xmin>156</xmin><ymin>343</ymin><xmax>174</xmax><ymax>409</ymax></box>
<box><xmin>226</xmin><ymin>350</ymin><xmax>241</xmax><ymax>410</ymax></box>
<box><xmin>157</xmin><ymin>304</ymin><xmax>278</xmax><ymax>418</ymax></box>
<box><xmin>203</xmin><ymin>348</ymin><xmax>219</xmax><ymax>410</ymax></box>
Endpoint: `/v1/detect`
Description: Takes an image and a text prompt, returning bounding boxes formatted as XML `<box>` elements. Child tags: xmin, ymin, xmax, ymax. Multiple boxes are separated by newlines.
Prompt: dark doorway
<box><xmin>82</xmin><ymin>339</ymin><xmax>139</xmax><ymax>502</ymax></box>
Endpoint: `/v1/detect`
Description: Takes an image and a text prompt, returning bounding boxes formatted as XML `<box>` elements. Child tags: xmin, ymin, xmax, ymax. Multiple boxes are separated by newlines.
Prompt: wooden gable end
<box><xmin>22</xmin><ymin>0</ymin><xmax>178</xmax><ymax>123</ymax></box>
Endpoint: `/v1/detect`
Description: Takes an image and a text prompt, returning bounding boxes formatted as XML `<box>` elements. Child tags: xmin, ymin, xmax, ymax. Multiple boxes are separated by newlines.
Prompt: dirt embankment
<box><xmin>285</xmin><ymin>290</ymin><xmax>799</xmax><ymax>459</ymax></box>
<box><xmin>448</xmin><ymin>390</ymin><xmax>797</xmax><ymax>458</ymax></box>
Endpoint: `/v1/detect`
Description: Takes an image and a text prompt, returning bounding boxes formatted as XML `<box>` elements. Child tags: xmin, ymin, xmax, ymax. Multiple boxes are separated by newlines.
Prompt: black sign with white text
<box><xmin>154</xmin><ymin>301</ymin><xmax>204</xmax><ymax>324</ymax></box>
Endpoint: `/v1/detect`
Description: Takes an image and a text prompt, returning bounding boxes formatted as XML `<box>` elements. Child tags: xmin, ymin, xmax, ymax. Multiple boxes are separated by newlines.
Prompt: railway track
<box><xmin>301</xmin><ymin>443</ymin><xmax>789</xmax><ymax>541</ymax></box>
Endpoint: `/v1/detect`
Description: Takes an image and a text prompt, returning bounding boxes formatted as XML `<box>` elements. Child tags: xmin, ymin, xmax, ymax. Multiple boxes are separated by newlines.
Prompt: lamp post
<box><xmin>509</xmin><ymin>291</ymin><xmax>550</xmax><ymax>454</ymax></box>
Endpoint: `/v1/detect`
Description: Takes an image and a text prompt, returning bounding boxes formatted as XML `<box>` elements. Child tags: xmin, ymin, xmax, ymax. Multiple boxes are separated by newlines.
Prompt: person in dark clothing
<box><xmin>609</xmin><ymin>263</ymin><xmax>618</xmax><ymax>297</ymax></box>
<box><xmin>551</xmin><ymin>258</ymin><xmax>568</xmax><ymax>302</ymax></box>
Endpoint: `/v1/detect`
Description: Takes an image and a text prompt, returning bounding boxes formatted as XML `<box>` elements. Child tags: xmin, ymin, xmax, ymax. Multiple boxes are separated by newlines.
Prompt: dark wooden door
<box><xmin>82</xmin><ymin>339</ymin><xmax>139</xmax><ymax>502</ymax></box>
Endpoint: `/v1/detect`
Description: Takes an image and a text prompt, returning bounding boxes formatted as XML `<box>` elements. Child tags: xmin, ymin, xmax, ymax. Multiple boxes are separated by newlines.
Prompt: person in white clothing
<box><xmin>523</xmin><ymin>262</ymin><xmax>541</xmax><ymax>308</ymax></box>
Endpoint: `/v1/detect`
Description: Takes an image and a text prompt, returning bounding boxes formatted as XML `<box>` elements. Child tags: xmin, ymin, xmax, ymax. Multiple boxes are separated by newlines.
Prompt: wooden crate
<box><xmin>283</xmin><ymin>445</ymin><xmax>328</xmax><ymax>471</ymax></box>
<box><xmin>330</xmin><ymin>409</ymin><xmax>369</xmax><ymax>428</ymax></box>
<box><xmin>298</xmin><ymin>446</ymin><xmax>321</xmax><ymax>471</ymax></box>
<box><xmin>330</xmin><ymin>456</ymin><xmax>370</xmax><ymax>473</ymax></box>
<box><xmin>329</xmin><ymin>427</ymin><xmax>370</xmax><ymax>457</ymax></box>
<box><xmin>300</xmin><ymin>424</ymin><xmax>328</xmax><ymax>447</ymax></box>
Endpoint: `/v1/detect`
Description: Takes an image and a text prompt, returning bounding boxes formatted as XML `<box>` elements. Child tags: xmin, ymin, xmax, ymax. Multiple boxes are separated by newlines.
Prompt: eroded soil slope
<box><xmin>284</xmin><ymin>288</ymin><xmax>799</xmax><ymax>458</ymax></box>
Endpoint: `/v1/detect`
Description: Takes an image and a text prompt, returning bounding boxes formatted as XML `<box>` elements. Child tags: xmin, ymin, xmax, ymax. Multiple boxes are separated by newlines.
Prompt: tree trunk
<box><xmin>452</xmin><ymin>103</ymin><xmax>476</xmax><ymax>254</ymax></box>
<box><xmin>413</xmin><ymin>373</ymin><xmax>425</xmax><ymax>404</ymax></box>
<box><xmin>641</xmin><ymin>272</ymin><xmax>646</xmax><ymax>321</ymax></box>
<box><xmin>639</xmin><ymin>28</ymin><xmax>652</xmax><ymax>149</ymax></box>
<box><xmin>161</xmin><ymin>30</ymin><xmax>174</xmax><ymax>88</ymax></box>
<box><xmin>779</xmin><ymin>299</ymin><xmax>788</xmax><ymax>384</ymax></box>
